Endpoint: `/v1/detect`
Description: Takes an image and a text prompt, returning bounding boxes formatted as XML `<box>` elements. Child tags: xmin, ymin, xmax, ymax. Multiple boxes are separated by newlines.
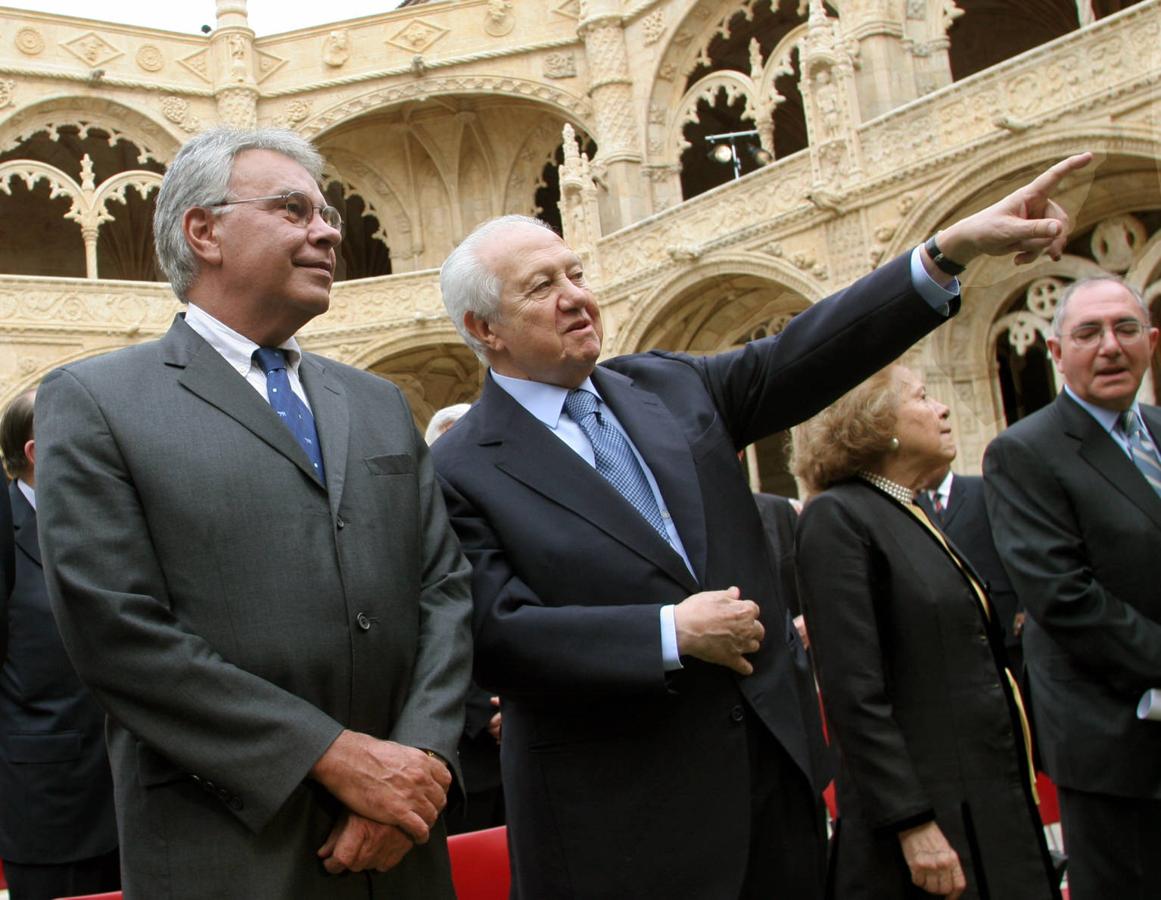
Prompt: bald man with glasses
<box><xmin>34</xmin><ymin>128</ymin><xmax>473</xmax><ymax>900</ymax></box>
<box><xmin>984</xmin><ymin>276</ymin><xmax>1161</xmax><ymax>900</ymax></box>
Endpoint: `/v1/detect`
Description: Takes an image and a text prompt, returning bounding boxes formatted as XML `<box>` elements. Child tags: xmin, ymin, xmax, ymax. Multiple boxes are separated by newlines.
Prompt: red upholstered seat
<box><xmin>447</xmin><ymin>825</ymin><xmax>511</xmax><ymax>900</ymax></box>
<box><xmin>52</xmin><ymin>893</ymin><xmax>122</xmax><ymax>900</ymax></box>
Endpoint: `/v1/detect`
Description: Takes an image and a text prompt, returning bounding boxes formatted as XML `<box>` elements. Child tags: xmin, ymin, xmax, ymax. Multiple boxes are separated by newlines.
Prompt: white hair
<box><xmin>153</xmin><ymin>128</ymin><xmax>325</xmax><ymax>300</ymax></box>
<box><xmin>439</xmin><ymin>215</ymin><xmax>555</xmax><ymax>362</ymax></box>
<box><xmin>424</xmin><ymin>403</ymin><xmax>472</xmax><ymax>445</ymax></box>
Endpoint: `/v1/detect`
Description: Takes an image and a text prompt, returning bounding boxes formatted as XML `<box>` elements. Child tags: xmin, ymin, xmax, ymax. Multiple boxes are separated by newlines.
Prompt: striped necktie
<box><xmin>564</xmin><ymin>389</ymin><xmax>670</xmax><ymax>543</ymax></box>
<box><xmin>1119</xmin><ymin>409</ymin><xmax>1161</xmax><ymax>497</ymax></box>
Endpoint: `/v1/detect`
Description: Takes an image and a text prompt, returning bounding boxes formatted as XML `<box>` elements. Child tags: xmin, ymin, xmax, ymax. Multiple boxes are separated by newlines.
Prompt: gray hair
<box><xmin>424</xmin><ymin>402</ymin><xmax>472</xmax><ymax>445</ymax></box>
<box><xmin>153</xmin><ymin>128</ymin><xmax>325</xmax><ymax>300</ymax></box>
<box><xmin>439</xmin><ymin>215</ymin><xmax>554</xmax><ymax>362</ymax></box>
<box><xmin>1051</xmin><ymin>275</ymin><xmax>1150</xmax><ymax>337</ymax></box>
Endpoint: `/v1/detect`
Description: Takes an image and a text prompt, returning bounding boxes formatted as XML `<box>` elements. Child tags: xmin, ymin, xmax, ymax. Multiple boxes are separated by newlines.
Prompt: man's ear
<box><xmin>24</xmin><ymin>438</ymin><xmax>34</xmax><ymax>469</ymax></box>
<box><xmin>464</xmin><ymin>311</ymin><xmax>503</xmax><ymax>353</ymax></box>
<box><xmin>184</xmin><ymin>206</ymin><xmax>222</xmax><ymax>266</ymax></box>
<box><xmin>1046</xmin><ymin>335</ymin><xmax>1063</xmax><ymax>370</ymax></box>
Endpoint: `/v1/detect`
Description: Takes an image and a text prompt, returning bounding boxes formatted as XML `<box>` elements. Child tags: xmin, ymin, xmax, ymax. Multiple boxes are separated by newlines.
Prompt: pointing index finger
<box><xmin>1026</xmin><ymin>152</ymin><xmax>1093</xmax><ymax>197</ymax></box>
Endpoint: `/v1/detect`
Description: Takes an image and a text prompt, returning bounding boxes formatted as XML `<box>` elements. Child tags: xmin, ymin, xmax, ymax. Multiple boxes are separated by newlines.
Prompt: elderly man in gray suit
<box><xmin>34</xmin><ymin>128</ymin><xmax>473</xmax><ymax>899</ymax></box>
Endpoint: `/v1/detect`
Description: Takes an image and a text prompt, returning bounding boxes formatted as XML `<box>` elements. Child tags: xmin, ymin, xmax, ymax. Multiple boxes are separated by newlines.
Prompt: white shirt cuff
<box><xmin>909</xmin><ymin>245</ymin><xmax>959</xmax><ymax>316</ymax></box>
<box><xmin>660</xmin><ymin>604</ymin><xmax>683</xmax><ymax>672</ymax></box>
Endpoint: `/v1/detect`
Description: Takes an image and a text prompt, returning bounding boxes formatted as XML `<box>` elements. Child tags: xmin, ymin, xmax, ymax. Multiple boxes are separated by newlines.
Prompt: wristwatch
<box><xmin>924</xmin><ymin>234</ymin><xmax>966</xmax><ymax>276</ymax></box>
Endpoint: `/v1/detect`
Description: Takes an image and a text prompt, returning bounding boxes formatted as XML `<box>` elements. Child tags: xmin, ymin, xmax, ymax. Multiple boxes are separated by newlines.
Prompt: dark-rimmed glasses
<box><xmin>206</xmin><ymin>191</ymin><xmax>343</xmax><ymax>232</ymax></box>
<box><xmin>1067</xmin><ymin>319</ymin><xmax>1147</xmax><ymax>348</ymax></box>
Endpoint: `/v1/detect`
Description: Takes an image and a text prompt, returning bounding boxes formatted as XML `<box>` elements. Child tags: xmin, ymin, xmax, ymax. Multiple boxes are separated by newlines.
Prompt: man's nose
<box><xmin>557</xmin><ymin>278</ymin><xmax>587</xmax><ymax>308</ymax></box>
<box><xmin>309</xmin><ymin>213</ymin><xmax>343</xmax><ymax>246</ymax></box>
<box><xmin>1097</xmin><ymin>325</ymin><xmax>1122</xmax><ymax>354</ymax></box>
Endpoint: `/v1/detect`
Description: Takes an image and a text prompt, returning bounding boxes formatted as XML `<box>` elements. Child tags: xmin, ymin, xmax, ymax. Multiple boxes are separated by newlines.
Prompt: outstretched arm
<box><xmin>923</xmin><ymin>152</ymin><xmax>1093</xmax><ymax>281</ymax></box>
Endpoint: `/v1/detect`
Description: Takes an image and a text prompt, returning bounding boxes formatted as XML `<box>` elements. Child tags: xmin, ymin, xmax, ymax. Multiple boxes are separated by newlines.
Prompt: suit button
<box><xmin>356</xmin><ymin>612</ymin><xmax>372</xmax><ymax>631</ymax></box>
<box><xmin>336</xmin><ymin>515</ymin><xmax>346</xmax><ymax>529</ymax></box>
<box><xmin>190</xmin><ymin>774</ymin><xmax>203</xmax><ymax>786</ymax></box>
<box><xmin>228</xmin><ymin>795</ymin><xmax>244</xmax><ymax>811</ymax></box>
<box><xmin>730</xmin><ymin>705</ymin><xmax>745</xmax><ymax>723</ymax></box>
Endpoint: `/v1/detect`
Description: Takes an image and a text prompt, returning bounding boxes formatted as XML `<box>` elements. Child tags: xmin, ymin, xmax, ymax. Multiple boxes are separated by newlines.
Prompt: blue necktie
<box><xmin>253</xmin><ymin>347</ymin><xmax>326</xmax><ymax>485</ymax></box>
<box><xmin>1120</xmin><ymin>409</ymin><xmax>1161</xmax><ymax>498</ymax></box>
<box><xmin>564</xmin><ymin>389</ymin><xmax>670</xmax><ymax>543</ymax></box>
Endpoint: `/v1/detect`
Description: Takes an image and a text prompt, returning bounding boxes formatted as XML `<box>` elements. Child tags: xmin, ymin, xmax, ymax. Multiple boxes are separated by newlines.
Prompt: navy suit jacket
<box><xmin>0</xmin><ymin>482</ymin><xmax>117</xmax><ymax>864</ymax></box>
<box><xmin>433</xmin><ymin>252</ymin><xmax>956</xmax><ymax>898</ymax></box>
<box><xmin>984</xmin><ymin>393</ymin><xmax>1161</xmax><ymax>799</ymax></box>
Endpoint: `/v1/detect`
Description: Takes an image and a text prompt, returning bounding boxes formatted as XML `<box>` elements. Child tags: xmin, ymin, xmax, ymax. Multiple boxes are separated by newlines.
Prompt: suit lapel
<box><xmin>940</xmin><ymin>477</ymin><xmax>966</xmax><ymax>529</ymax></box>
<box><xmin>300</xmin><ymin>354</ymin><xmax>349</xmax><ymax>516</ymax></box>
<box><xmin>9</xmin><ymin>483</ymin><xmax>40</xmax><ymax>568</ymax></box>
<box><xmin>476</xmin><ymin>377</ymin><xmax>698</xmax><ymax>591</ymax></box>
<box><xmin>593</xmin><ymin>367</ymin><xmax>709</xmax><ymax>580</ymax></box>
<box><xmin>163</xmin><ymin>316</ymin><xmax>326</xmax><ymax>491</ymax></box>
<box><xmin>1060</xmin><ymin>394</ymin><xmax>1161</xmax><ymax>529</ymax></box>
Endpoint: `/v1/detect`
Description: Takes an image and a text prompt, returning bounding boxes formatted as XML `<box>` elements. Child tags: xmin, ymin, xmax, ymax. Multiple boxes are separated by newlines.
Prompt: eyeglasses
<box><xmin>206</xmin><ymin>191</ymin><xmax>343</xmax><ymax>232</ymax></box>
<box><xmin>1067</xmin><ymin>319</ymin><xmax>1148</xmax><ymax>348</ymax></box>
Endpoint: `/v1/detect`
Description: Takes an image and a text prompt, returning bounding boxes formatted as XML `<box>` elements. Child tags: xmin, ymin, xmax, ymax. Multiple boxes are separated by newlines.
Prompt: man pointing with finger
<box><xmin>35</xmin><ymin>128</ymin><xmax>472</xmax><ymax>898</ymax></box>
<box><xmin>432</xmin><ymin>153</ymin><xmax>1091</xmax><ymax>899</ymax></box>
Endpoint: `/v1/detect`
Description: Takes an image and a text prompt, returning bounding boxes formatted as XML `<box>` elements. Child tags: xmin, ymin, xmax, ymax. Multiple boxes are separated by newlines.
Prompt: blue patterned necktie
<box><xmin>253</xmin><ymin>347</ymin><xmax>326</xmax><ymax>485</ymax></box>
<box><xmin>564</xmin><ymin>388</ymin><xmax>670</xmax><ymax>543</ymax></box>
<box><xmin>1119</xmin><ymin>409</ymin><xmax>1161</xmax><ymax>497</ymax></box>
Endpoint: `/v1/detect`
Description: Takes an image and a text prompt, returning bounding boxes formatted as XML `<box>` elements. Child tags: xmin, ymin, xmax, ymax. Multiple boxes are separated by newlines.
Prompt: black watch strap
<box><xmin>924</xmin><ymin>234</ymin><xmax>966</xmax><ymax>276</ymax></box>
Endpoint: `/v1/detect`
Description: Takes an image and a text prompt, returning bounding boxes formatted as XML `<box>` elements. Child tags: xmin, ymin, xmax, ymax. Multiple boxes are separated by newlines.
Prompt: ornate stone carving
<box><xmin>179</xmin><ymin>48</ymin><xmax>212</xmax><ymax>83</ymax></box>
<box><xmin>282</xmin><ymin>99</ymin><xmax>312</xmax><ymax>125</ymax></box>
<box><xmin>906</xmin><ymin>0</ymin><xmax>926</xmax><ymax>19</ymax></box>
<box><xmin>484</xmin><ymin>1</ymin><xmax>515</xmax><ymax>37</ymax></box>
<box><xmin>553</xmin><ymin>0</ymin><xmax>581</xmax><ymax>20</ymax></box>
<box><xmin>254</xmin><ymin>49</ymin><xmax>288</xmax><ymax>83</ymax></box>
<box><xmin>215</xmin><ymin>87</ymin><xmax>257</xmax><ymax>129</ymax></box>
<box><xmin>642</xmin><ymin>10</ymin><xmax>666</xmax><ymax>46</ymax></box>
<box><xmin>1091</xmin><ymin>214</ymin><xmax>1146</xmax><ymax>273</ymax></box>
<box><xmin>15</xmin><ymin>28</ymin><xmax>44</xmax><ymax>56</ymax></box>
<box><xmin>0</xmin><ymin>80</ymin><xmax>14</xmax><ymax>110</ymax></box>
<box><xmin>62</xmin><ymin>32</ymin><xmax>123</xmax><ymax>68</ymax></box>
<box><xmin>388</xmin><ymin>20</ymin><xmax>448</xmax><ymax>54</ymax></box>
<box><xmin>323</xmin><ymin>30</ymin><xmax>351</xmax><ymax>68</ymax></box>
<box><xmin>136</xmin><ymin>45</ymin><xmax>164</xmax><ymax>72</ymax></box>
<box><xmin>544</xmin><ymin>52</ymin><xmax>576</xmax><ymax>79</ymax></box>
<box><xmin>160</xmin><ymin>96</ymin><xmax>200</xmax><ymax>133</ymax></box>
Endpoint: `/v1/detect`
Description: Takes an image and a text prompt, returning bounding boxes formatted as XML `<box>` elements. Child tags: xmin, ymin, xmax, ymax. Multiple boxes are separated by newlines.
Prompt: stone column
<box><xmin>839</xmin><ymin>0</ymin><xmax>918</xmax><ymax>120</ymax></box>
<box><xmin>212</xmin><ymin>0</ymin><xmax>258</xmax><ymax>128</ymax></box>
<box><xmin>578</xmin><ymin>0</ymin><xmax>647</xmax><ymax>231</ymax></box>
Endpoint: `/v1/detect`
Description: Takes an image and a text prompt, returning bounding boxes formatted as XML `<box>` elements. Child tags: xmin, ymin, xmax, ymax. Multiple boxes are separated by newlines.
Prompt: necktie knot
<box><xmin>1120</xmin><ymin>409</ymin><xmax>1140</xmax><ymax>438</ymax></box>
<box><xmin>253</xmin><ymin>346</ymin><xmax>288</xmax><ymax>375</ymax></box>
<box><xmin>564</xmin><ymin>388</ymin><xmax>599</xmax><ymax>424</ymax></box>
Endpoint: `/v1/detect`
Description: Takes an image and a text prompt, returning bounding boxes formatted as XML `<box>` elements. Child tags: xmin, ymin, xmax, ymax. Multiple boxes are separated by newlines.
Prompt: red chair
<box><xmin>52</xmin><ymin>893</ymin><xmax>122</xmax><ymax>900</ymax></box>
<box><xmin>447</xmin><ymin>825</ymin><xmax>510</xmax><ymax>900</ymax></box>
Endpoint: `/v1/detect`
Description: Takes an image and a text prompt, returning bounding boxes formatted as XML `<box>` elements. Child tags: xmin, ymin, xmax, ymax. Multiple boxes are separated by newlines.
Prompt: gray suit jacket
<box><xmin>983</xmin><ymin>393</ymin><xmax>1161</xmax><ymax>799</ymax></box>
<box><xmin>35</xmin><ymin>315</ymin><xmax>473</xmax><ymax>899</ymax></box>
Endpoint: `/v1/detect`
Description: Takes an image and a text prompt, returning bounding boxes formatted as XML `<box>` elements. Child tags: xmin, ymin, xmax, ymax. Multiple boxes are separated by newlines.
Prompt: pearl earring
<box><xmin>889</xmin><ymin>436</ymin><xmax>900</xmax><ymax>451</ymax></box>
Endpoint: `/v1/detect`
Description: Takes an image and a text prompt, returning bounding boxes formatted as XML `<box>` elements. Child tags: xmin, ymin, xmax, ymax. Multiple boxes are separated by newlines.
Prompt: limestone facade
<box><xmin>0</xmin><ymin>0</ymin><xmax>1157</xmax><ymax>492</ymax></box>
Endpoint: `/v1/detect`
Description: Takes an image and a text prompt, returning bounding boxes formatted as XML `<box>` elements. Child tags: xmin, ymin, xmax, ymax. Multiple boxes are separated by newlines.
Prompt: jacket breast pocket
<box><xmin>8</xmin><ymin>731</ymin><xmax>83</xmax><ymax>763</ymax></box>
<box><xmin>363</xmin><ymin>453</ymin><xmax>415</xmax><ymax>476</ymax></box>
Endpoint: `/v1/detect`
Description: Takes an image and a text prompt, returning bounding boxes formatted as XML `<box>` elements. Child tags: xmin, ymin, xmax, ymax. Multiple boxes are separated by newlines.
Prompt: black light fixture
<box><xmin>704</xmin><ymin>129</ymin><xmax>769</xmax><ymax>180</ymax></box>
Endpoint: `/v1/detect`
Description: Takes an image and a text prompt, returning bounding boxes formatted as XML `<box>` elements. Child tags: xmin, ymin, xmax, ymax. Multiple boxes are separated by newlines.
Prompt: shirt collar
<box><xmin>932</xmin><ymin>469</ymin><xmax>954</xmax><ymax>502</ymax></box>
<box><xmin>16</xmin><ymin>479</ymin><xmax>34</xmax><ymax>511</ymax></box>
<box><xmin>490</xmin><ymin>370</ymin><xmax>600</xmax><ymax>429</ymax></box>
<box><xmin>184</xmin><ymin>303</ymin><xmax>304</xmax><ymax>377</ymax></box>
<box><xmin>1063</xmin><ymin>384</ymin><xmax>1140</xmax><ymax>437</ymax></box>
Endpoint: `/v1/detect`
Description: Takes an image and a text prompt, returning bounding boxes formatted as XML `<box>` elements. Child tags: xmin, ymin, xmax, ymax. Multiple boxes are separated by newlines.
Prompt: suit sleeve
<box><xmin>796</xmin><ymin>493</ymin><xmax>934</xmax><ymax>830</ymax></box>
<box><xmin>35</xmin><ymin>369</ymin><xmax>344</xmax><ymax>834</ymax></box>
<box><xmin>0</xmin><ymin>483</ymin><xmax>12</xmax><ymax>664</ymax></box>
<box><xmin>984</xmin><ymin>432</ymin><xmax>1161</xmax><ymax>690</ymax></box>
<box><xmin>692</xmin><ymin>253</ymin><xmax>956</xmax><ymax>448</ymax></box>
<box><xmin>437</xmin><ymin>473</ymin><xmax>668</xmax><ymax>699</ymax></box>
<box><xmin>384</xmin><ymin>430</ymin><xmax>474</xmax><ymax>772</ymax></box>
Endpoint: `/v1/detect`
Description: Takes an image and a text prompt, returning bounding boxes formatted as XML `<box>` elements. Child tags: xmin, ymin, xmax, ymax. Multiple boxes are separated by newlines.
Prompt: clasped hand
<box><xmin>311</xmin><ymin>730</ymin><xmax>451</xmax><ymax>873</ymax></box>
<box><xmin>674</xmin><ymin>586</ymin><xmax>764</xmax><ymax>675</ymax></box>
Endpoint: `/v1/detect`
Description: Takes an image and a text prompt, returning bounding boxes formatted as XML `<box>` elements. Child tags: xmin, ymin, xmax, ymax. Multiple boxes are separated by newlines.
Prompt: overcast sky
<box><xmin>1</xmin><ymin>0</ymin><xmax>406</xmax><ymax>36</ymax></box>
